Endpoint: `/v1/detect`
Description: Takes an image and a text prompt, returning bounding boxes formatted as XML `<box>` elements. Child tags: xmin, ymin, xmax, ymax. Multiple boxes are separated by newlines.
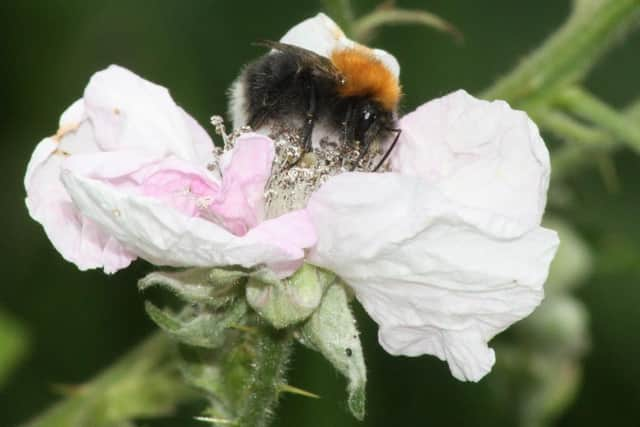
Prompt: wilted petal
<box><xmin>392</xmin><ymin>90</ymin><xmax>549</xmax><ymax>236</ymax></box>
<box><xmin>307</xmin><ymin>172</ymin><xmax>558</xmax><ymax>381</ymax></box>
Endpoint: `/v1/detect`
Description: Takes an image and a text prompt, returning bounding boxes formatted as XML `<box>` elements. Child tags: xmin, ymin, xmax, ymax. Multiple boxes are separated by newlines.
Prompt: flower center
<box><xmin>209</xmin><ymin>116</ymin><xmax>388</xmax><ymax>219</ymax></box>
<box><xmin>263</xmin><ymin>123</ymin><xmax>386</xmax><ymax>218</ymax></box>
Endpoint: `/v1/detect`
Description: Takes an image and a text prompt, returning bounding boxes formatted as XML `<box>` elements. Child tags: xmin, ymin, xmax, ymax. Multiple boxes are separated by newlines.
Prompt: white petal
<box><xmin>84</xmin><ymin>65</ymin><xmax>201</xmax><ymax>162</ymax></box>
<box><xmin>307</xmin><ymin>172</ymin><xmax>559</xmax><ymax>381</ymax></box>
<box><xmin>392</xmin><ymin>90</ymin><xmax>550</xmax><ymax>235</ymax></box>
<box><xmin>280</xmin><ymin>13</ymin><xmax>400</xmax><ymax>78</ymax></box>
<box><xmin>59</xmin><ymin>98</ymin><xmax>86</xmax><ymax>127</ymax></box>
<box><xmin>24</xmin><ymin>137</ymin><xmax>57</xmax><ymax>193</ymax></box>
<box><xmin>280</xmin><ymin>13</ymin><xmax>345</xmax><ymax>58</ymax></box>
<box><xmin>60</xmin><ymin>171</ymin><xmax>311</xmax><ymax>273</ymax></box>
<box><xmin>178</xmin><ymin>106</ymin><xmax>216</xmax><ymax>168</ymax></box>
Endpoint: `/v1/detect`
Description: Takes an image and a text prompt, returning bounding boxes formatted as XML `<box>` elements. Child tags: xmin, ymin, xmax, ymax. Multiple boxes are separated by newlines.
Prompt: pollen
<box><xmin>331</xmin><ymin>48</ymin><xmax>401</xmax><ymax>111</ymax></box>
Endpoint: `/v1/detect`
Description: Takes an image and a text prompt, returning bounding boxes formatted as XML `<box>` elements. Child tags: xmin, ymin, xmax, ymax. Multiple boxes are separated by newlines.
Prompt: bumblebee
<box><xmin>229</xmin><ymin>15</ymin><xmax>402</xmax><ymax>170</ymax></box>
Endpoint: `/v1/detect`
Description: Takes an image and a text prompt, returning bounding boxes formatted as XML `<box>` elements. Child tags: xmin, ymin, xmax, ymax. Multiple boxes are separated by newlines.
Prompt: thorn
<box><xmin>277</xmin><ymin>383</ymin><xmax>321</xmax><ymax>399</ymax></box>
<box><xmin>194</xmin><ymin>416</ymin><xmax>237</xmax><ymax>425</ymax></box>
<box><xmin>49</xmin><ymin>383</ymin><xmax>87</xmax><ymax>397</ymax></box>
<box><xmin>229</xmin><ymin>323</ymin><xmax>258</xmax><ymax>334</ymax></box>
<box><xmin>597</xmin><ymin>153</ymin><xmax>621</xmax><ymax>193</ymax></box>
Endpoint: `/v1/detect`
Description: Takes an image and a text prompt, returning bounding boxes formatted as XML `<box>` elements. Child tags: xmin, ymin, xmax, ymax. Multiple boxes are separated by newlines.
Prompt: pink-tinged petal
<box><xmin>25</xmin><ymin>124</ymin><xmax>136</xmax><ymax>273</ymax></box>
<box><xmin>25</xmin><ymin>66</ymin><xmax>222</xmax><ymax>274</ymax></box>
<box><xmin>207</xmin><ymin>133</ymin><xmax>275</xmax><ymax>234</ymax></box>
<box><xmin>392</xmin><ymin>90</ymin><xmax>550</xmax><ymax>237</ymax></box>
<box><xmin>60</xmin><ymin>170</ymin><xmax>315</xmax><ymax>274</ymax></box>
<box><xmin>64</xmin><ymin>152</ymin><xmax>220</xmax><ymax>217</ymax></box>
<box><xmin>307</xmin><ymin>172</ymin><xmax>558</xmax><ymax>381</ymax></box>
<box><xmin>83</xmin><ymin>65</ymin><xmax>205</xmax><ymax>163</ymax></box>
<box><xmin>246</xmin><ymin>209</ymin><xmax>318</xmax><ymax>277</ymax></box>
<box><xmin>24</xmin><ymin>137</ymin><xmax>57</xmax><ymax>192</ymax></box>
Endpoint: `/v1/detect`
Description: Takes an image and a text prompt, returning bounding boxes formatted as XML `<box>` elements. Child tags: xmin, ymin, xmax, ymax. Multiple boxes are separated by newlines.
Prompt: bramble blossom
<box><xmin>25</xmin><ymin>14</ymin><xmax>558</xmax><ymax>382</ymax></box>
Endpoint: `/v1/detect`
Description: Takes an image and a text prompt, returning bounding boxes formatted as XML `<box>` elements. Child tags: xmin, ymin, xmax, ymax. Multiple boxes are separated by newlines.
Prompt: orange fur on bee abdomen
<box><xmin>330</xmin><ymin>48</ymin><xmax>401</xmax><ymax>111</ymax></box>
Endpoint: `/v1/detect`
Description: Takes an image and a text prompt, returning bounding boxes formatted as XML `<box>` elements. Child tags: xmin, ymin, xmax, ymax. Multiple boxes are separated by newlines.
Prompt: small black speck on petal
<box><xmin>345</xmin><ymin>348</ymin><xmax>352</xmax><ymax>357</ymax></box>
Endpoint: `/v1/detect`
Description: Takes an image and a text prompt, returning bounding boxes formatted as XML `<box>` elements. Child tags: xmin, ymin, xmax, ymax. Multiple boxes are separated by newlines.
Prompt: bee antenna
<box><xmin>252</xmin><ymin>40</ymin><xmax>278</xmax><ymax>50</ymax></box>
<box><xmin>373</xmin><ymin>128</ymin><xmax>402</xmax><ymax>172</ymax></box>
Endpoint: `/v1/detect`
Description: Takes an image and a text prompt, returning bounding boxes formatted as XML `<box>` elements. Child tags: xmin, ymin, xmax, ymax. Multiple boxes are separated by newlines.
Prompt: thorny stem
<box><xmin>543</xmin><ymin>97</ymin><xmax>640</xmax><ymax>182</ymax></box>
<box><xmin>481</xmin><ymin>0</ymin><xmax>640</xmax><ymax>107</ymax></box>
<box><xmin>22</xmin><ymin>333</ymin><xmax>193</xmax><ymax>427</ymax></box>
<box><xmin>480</xmin><ymin>0</ymin><xmax>640</xmax><ymax>183</ymax></box>
<box><xmin>556</xmin><ymin>86</ymin><xmax>640</xmax><ymax>153</ymax></box>
<box><xmin>236</xmin><ymin>328</ymin><xmax>293</xmax><ymax>427</ymax></box>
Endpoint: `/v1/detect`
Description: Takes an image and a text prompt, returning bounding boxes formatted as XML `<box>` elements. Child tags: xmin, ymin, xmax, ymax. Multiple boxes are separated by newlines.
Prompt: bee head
<box><xmin>354</xmin><ymin>101</ymin><xmax>395</xmax><ymax>147</ymax></box>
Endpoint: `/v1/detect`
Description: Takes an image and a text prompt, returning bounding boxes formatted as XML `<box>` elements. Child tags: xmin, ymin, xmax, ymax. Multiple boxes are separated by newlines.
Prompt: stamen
<box><xmin>263</xmin><ymin>122</ymin><xmax>387</xmax><ymax>218</ymax></box>
<box><xmin>207</xmin><ymin>116</ymin><xmax>389</xmax><ymax>219</ymax></box>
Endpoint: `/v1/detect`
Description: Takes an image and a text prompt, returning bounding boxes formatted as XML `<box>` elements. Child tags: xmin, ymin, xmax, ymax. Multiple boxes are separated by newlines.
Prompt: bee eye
<box><xmin>356</xmin><ymin>110</ymin><xmax>376</xmax><ymax>141</ymax></box>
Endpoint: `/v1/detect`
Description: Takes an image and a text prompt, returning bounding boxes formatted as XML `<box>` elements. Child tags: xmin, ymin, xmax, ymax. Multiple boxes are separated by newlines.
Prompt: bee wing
<box><xmin>255</xmin><ymin>40</ymin><xmax>344</xmax><ymax>84</ymax></box>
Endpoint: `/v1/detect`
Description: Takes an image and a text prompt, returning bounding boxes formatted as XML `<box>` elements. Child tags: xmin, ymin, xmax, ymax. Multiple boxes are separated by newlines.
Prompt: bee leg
<box><xmin>373</xmin><ymin>128</ymin><xmax>402</xmax><ymax>172</ymax></box>
<box><xmin>353</xmin><ymin>122</ymin><xmax>381</xmax><ymax>170</ymax></box>
<box><xmin>301</xmin><ymin>81</ymin><xmax>317</xmax><ymax>153</ymax></box>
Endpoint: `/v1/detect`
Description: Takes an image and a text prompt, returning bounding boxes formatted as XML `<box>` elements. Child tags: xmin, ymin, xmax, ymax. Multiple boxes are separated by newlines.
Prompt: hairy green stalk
<box><xmin>482</xmin><ymin>0</ymin><xmax>640</xmax><ymax>107</ymax></box>
<box><xmin>236</xmin><ymin>328</ymin><xmax>293</xmax><ymax>427</ymax></box>
<box><xmin>22</xmin><ymin>334</ymin><xmax>193</xmax><ymax>427</ymax></box>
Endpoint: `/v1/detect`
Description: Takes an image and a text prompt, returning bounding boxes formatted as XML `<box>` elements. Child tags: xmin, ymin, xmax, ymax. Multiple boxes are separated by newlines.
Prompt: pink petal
<box><xmin>61</xmin><ymin>171</ymin><xmax>316</xmax><ymax>276</ymax></box>
<box><xmin>207</xmin><ymin>133</ymin><xmax>275</xmax><ymax>235</ymax></box>
<box><xmin>25</xmin><ymin>128</ymin><xmax>136</xmax><ymax>273</ymax></box>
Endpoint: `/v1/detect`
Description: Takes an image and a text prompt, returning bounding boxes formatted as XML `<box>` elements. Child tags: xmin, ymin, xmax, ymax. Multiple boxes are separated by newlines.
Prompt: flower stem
<box><xmin>481</xmin><ymin>0</ymin><xmax>640</xmax><ymax>106</ymax></box>
<box><xmin>351</xmin><ymin>8</ymin><xmax>462</xmax><ymax>44</ymax></box>
<box><xmin>236</xmin><ymin>328</ymin><xmax>293</xmax><ymax>427</ymax></box>
<box><xmin>556</xmin><ymin>86</ymin><xmax>640</xmax><ymax>153</ymax></box>
<box><xmin>22</xmin><ymin>333</ymin><xmax>193</xmax><ymax>427</ymax></box>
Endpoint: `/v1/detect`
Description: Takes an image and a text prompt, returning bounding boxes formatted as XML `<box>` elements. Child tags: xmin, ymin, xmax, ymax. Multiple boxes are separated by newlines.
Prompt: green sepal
<box><xmin>144</xmin><ymin>300</ymin><xmax>247</xmax><ymax>349</ymax></box>
<box><xmin>246</xmin><ymin>264</ymin><xmax>335</xmax><ymax>329</ymax></box>
<box><xmin>298</xmin><ymin>283</ymin><xmax>366</xmax><ymax>420</ymax></box>
<box><xmin>138</xmin><ymin>267</ymin><xmax>246</xmax><ymax>308</ymax></box>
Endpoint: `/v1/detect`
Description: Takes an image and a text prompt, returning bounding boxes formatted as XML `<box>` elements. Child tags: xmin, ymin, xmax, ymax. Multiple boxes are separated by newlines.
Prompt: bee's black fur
<box><xmin>241</xmin><ymin>44</ymin><xmax>396</xmax><ymax>156</ymax></box>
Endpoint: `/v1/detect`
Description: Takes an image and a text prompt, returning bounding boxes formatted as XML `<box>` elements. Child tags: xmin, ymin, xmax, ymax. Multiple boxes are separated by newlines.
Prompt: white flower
<box><xmin>279</xmin><ymin>14</ymin><xmax>559</xmax><ymax>381</ymax></box>
<box><xmin>25</xmin><ymin>15</ymin><xmax>559</xmax><ymax>382</ymax></box>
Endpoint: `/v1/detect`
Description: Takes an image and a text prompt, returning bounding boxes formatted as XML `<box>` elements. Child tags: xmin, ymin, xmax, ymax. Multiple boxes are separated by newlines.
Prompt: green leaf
<box><xmin>298</xmin><ymin>284</ymin><xmax>366</xmax><ymax>420</ymax></box>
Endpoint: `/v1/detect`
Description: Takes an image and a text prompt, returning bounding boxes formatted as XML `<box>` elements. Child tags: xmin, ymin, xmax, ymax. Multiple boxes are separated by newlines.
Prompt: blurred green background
<box><xmin>2</xmin><ymin>1</ymin><xmax>640</xmax><ymax>426</ymax></box>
